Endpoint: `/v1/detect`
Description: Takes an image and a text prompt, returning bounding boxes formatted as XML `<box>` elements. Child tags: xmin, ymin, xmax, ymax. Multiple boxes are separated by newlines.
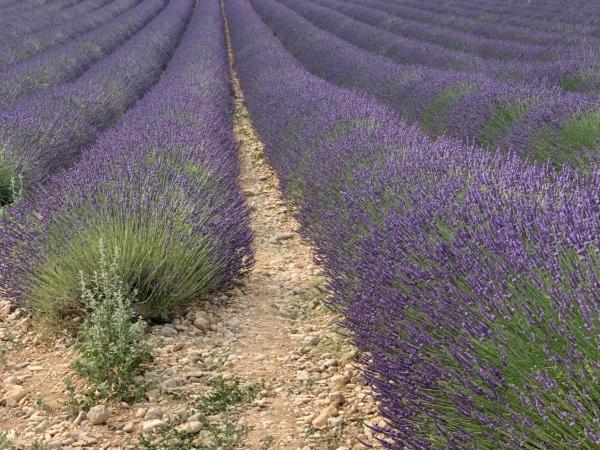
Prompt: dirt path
<box><xmin>220</xmin><ymin>12</ymin><xmax>386</xmax><ymax>447</ymax></box>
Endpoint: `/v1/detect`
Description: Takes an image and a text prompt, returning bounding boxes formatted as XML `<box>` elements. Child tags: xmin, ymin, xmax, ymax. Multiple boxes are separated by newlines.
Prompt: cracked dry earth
<box><xmin>0</xmin><ymin>55</ymin><xmax>386</xmax><ymax>450</ymax></box>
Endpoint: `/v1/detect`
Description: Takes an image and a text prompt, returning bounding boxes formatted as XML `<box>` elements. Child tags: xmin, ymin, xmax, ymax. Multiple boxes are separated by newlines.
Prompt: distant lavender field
<box><xmin>0</xmin><ymin>0</ymin><xmax>598</xmax><ymax>447</ymax></box>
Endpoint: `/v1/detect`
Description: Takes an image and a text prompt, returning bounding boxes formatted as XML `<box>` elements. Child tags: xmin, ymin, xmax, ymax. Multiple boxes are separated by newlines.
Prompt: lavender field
<box><xmin>0</xmin><ymin>0</ymin><xmax>598</xmax><ymax>448</ymax></box>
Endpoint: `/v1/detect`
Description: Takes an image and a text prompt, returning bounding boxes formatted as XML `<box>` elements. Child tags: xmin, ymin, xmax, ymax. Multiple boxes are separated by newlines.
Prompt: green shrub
<box><xmin>73</xmin><ymin>241</ymin><xmax>151</xmax><ymax>402</ymax></box>
<box><xmin>0</xmin><ymin>173</ymin><xmax>23</xmax><ymax>213</ymax></box>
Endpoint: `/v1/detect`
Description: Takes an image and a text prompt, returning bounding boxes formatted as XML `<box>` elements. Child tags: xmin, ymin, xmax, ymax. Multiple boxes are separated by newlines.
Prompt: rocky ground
<box><xmin>0</xmin><ymin>24</ymin><xmax>388</xmax><ymax>450</ymax></box>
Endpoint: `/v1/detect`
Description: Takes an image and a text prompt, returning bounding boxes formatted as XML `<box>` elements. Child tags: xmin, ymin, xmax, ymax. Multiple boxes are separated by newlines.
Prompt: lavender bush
<box><xmin>0</xmin><ymin>0</ymin><xmax>104</xmax><ymax>40</ymax></box>
<box><xmin>226</xmin><ymin>0</ymin><xmax>600</xmax><ymax>447</ymax></box>
<box><xmin>0</xmin><ymin>0</ymin><xmax>191</xmax><ymax>205</ymax></box>
<box><xmin>0</xmin><ymin>0</ymin><xmax>167</xmax><ymax>110</ymax></box>
<box><xmin>0</xmin><ymin>0</ymin><xmax>140</xmax><ymax>70</ymax></box>
<box><xmin>1</xmin><ymin>0</ymin><xmax>253</xmax><ymax>323</ymax></box>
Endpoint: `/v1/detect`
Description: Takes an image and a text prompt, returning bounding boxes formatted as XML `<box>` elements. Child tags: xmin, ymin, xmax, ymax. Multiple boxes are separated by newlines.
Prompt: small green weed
<box><xmin>196</xmin><ymin>376</ymin><xmax>260</xmax><ymax>415</ymax></box>
<box><xmin>137</xmin><ymin>416</ymin><xmax>247</xmax><ymax>450</ymax></box>
<box><xmin>138</xmin><ymin>377</ymin><xmax>259</xmax><ymax>450</ymax></box>
<box><xmin>259</xmin><ymin>435</ymin><xmax>276</xmax><ymax>449</ymax></box>
<box><xmin>34</xmin><ymin>394</ymin><xmax>52</xmax><ymax>413</ymax></box>
<box><xmin>0</xmin><ymin>433</ymin><xmax>50</xmax><ymax>450</ymax></box>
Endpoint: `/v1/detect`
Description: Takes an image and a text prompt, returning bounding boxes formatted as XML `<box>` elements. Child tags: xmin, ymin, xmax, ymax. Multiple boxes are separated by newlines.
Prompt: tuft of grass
<box><xmin>34</xmin><ymin>394</ymin><xmax>52</xmax><ymax>413</ymax></box>
<box><xmin>480</xmin><ymin>102</ymin><xmax>528</xmax><ymax>148</ymax></box>
<box><xmin>137</xmin><ymin>417</ymin><xmax>247</xmax><ymax>450</ymax></box>
<box><xmin>138</xmin><ymin>377</ymin><xmax>259</xmax><ymax>450</ymax></box>
<box><xmin>0</xmin><ymin>172</ymin><xmax>23</xmax><ymax>214</ymax></box>
<box><xmin>559</xmin><ymin>110</ymin><xmax>600</xmax><ymax>154</ymax></box>
<box><xmin>532</xmin><ymin>110</ymin><xmax>600</xmax><ymax>168</ymax></box>
<box><xmin>71</xmin><ymin>241</ymin><xmax>152</xmax><ymax>402</ymax></box>
<box><xmin>259</xmin><ymin>435</ymin><xmax>276</xmax><ymax>449</ymax></box>
<box><xmin>0</xmin><ymin>433</ymin><xmax>50</xmax><ymax>450</ymax></box>
<box><xmin>195</xmin><ymin>376</ymin><xmax>260</xmax><ymax>415</ymax></box>
<box><xmin>561</xmin><ymin>67</ymin><xmax>600</xmax><ymax>92</ymax></box>
<box><xmin>422</xmin><ymin>82</ymin><xmax>479</xmax><ymax>136</ymax></box>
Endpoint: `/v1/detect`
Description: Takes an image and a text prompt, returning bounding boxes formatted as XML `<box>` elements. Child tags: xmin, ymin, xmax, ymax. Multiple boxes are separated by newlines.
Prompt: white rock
<box><xmin>0</xmin><ymin>302</ymin><xmax>11</xmax><ymax>316</ymax></box>
<box><xmin>304</xmin><ymin>336</ymin><xmax>320</xmax><ymax>346</ymax></box>
<box><xmin>311</xmin><ymin>403</ymin><xmax>338</xmax><ymax>429</ymax></box>
<box><xmin>176</xmin><ymin>421</ymin><xmax>203</xmax><ymax>435</ymax></box>
<box><xmin>321</xmin><ymin>358</ymin><xmax>338</xmax><ymax>368</ymax></box>
<box><xmin>327</xmin><ymin>416</ymin><xmax>343</xmax><ymax>427</ymax></box>
<box><xmin>274</xmin><ymin>232</ymin><xmax>294</xmax><ymax>242</ymax></box>
<box><xmin>4</xmin><ymin>386</ymin><xmax>27</xmax><ymax>405</ymax></box>
<box><xmin>144</xmin><ymin>407</ymin><xmax>162</xmax><ymax>420</ymax></box>
<box><xmin>134</xmin><ymin>408</ymin><xmax>147</xmax><ymax>418</ymax></box>
<box><xmin>296</xmin><ymin>371</ymin><xmax>311</xmax><ymax>382</ymax></box>
<box><xmin>162</xmin><ymin>378</ymin><xmax>178</xmax><ymax>389</ymax></box>
<box><xmin>159</xmin><ymin>326</ymin><xmax>177</xmax><ymax>337</ymax></box>
<box><xmin>87</xmin><ymin>405</ymin><xmax>110</xmax><ymax>425</ymax></box>
<box><xmin>142</xmin><ymin>419</ymin><xmax>165</xmax><ymax>433</ymax></box>
<box><xmin>73</xmin><ymin>411</ymin><xmax>87</xmax><ymax>425</ymax></box>
<box><xmin>188</xmin><ymin>412</ymin><xmax>205</xmax><ymax>422</ymax></box>
<box><xmin>33</xmin><ymin>420</ymin><xmax>49</xmax><ymax>433</ymax></box>
<box><xmin>123</xmin><ymin>422</ymin><xmax>135</xmax><ymax>433</ymax></box>
<box><xmin>329</xmin><ymin>392</ymin><xmax>345</xmax><ymax>406</ymax></box>
<box><xmin>193</xmin><ymin>317</ymin><xmax>210</xmax><ymax>332</ymax></box>
<box><xmin>2</xmin><ymin>376</ymin><xmax>21</xmax><ymax>386</ymax></box>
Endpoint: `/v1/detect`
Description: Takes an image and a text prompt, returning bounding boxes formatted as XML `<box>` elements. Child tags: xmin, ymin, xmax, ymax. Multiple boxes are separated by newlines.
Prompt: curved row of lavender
<box><xmin>344</xmin><ymin>0</ymin><xmax>574</xmax><ymax>46</ymax></box>
<box><xmin>1</xmin><ymin>0</ymin><xmax>253</xmax><ymax>322</ymax></box>
<box><xmin>0</xmin><ymin>0</ymin><xmax>34</xmax><ymax>9</ymax></box>
<box><xmin>419</xmin><ymin>0</ymin><xmax>600</xmax><ymax>26</ymax></box>
<box><xmin>0</xmin><ymin>0</ymin><xmax>141</xmax><ymax>70</ymax></box>
<box><xmin>0</xmin><ymin>0</ymin><xmax>167</xmax><ymax>111</ymax></box>
<box><xmin>0</xmin><ymin>0</ymin><xmax>109</xmax><ymax>40</ymax></box>
<box><xmin>251</xmin><ymin>0</ymin><xmax>599</xmax><ymax>171</ymax></box>
<box><xmin>307</xmin><ymin>0</ymin><xmax>554</xmax><ymax>61</ymax></box>
<box><xmin>0</xmin><ymin>0</ymin><xmax>192</xmax><ymax>205</ymax></box>
<box><xmin>226</xmin><ymin>0</ymin><xmax>600</xmax><ymax>447</ymax></box>
<box><xmin>394</xmin><ymin>0</ymin><xmax>597</xmax><ymax>35</ymax></box>
<box><xmin>0</xmin><ymin>0</ymin><xmax>79</xmax><ymax>21</ymax></box>
<box><xmin>281</xmin><ymin>0</ymin><xmax>600</xmax><ymax>93</ymax></box>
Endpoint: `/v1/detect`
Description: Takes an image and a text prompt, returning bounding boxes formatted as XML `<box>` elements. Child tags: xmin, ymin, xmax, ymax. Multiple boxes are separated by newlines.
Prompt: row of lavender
<box><xmin>226</xmin><ymin>0</ymin><xmax>599</xmax><ymax>447</ymax></box>
<box><xmin>0</xmin><ymin>0</ymin><xmax>106</xmax><ymax>41</ymax></box>
<box><xmin>0</xmin><ymin>0</ymin><xmax>141</xmax><ymax>70</ymax></box>
<box><xmin>1</xmin><ymin>0</ymin><xmax>253</xmax><ymax>323</ymax></box>
<box><xmin>394</xmin><ymin>0</ymin><xmax>599</xmax><ymax>35</ymax></box>
<box><xmin>343</xmin><ymin>0</ymin><xmax>576</xmax><ymax>46</ymax></box>
<box><xmin>414</xmin><ymin>0</ymin><xmax>600</xmax><ymax>26</ymax></box>
<box><xmin>0</xmin><ymin>0</ymin><xmax>186</xmax><ymax>205</ymax></box>
<box><xmin>306</xmin><ymin>0</ymin><xmax>557</xmax><ymax>61</ymax></box>
<box><xmin>0</xmin><ymin>0</ymin><xmax>166</xmax><ymax>110</ymax></box>
<box><xmin>251</xmin><ymin>0</ymin><xmax>599</xmax><ymax>171</ymax></box>
<box><xmin>286</xmin><ymin>0</ymin><xmax>600</xmax><ymax>93</ymax></box>
<box><xmin>0</xmin><ymin>0</ymin><xmax>79</xmax><ymax>22</ymax></box>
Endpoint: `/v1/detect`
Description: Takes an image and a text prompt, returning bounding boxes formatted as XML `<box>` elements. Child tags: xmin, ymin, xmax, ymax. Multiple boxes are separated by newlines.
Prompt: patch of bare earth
<box><xmin>0</xmin><ymin>18</ymin><xmax>386</xmax><ymax>450</ymax></box>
